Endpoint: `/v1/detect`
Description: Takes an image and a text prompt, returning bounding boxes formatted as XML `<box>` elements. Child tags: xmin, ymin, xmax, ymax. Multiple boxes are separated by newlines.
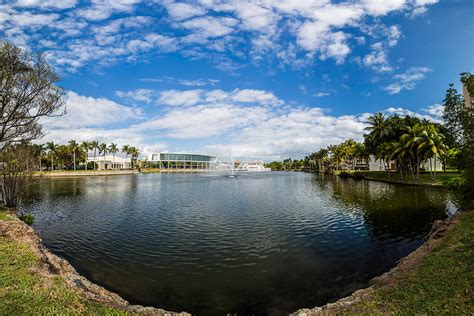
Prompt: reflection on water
<box><xmin>21</xmin><ymin>172</ymin><xmax>458</xmax><ymax>315</ymax></box>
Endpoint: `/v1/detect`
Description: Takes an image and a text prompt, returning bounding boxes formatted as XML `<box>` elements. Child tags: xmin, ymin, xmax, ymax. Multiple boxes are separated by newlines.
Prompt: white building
<box><xmin>146</xmin><ymin>153</ymin><xmax>217</xmax><ymax>170</ymax></box>
<box><xmin>87</xmin><ymin>155</ymin><xmax>132</xmax><ymax>170</ymax></box>
<box><xmin>237</xmin><ymin>160</ymin><xmax>271</xmax><ymax>172</ymax></box>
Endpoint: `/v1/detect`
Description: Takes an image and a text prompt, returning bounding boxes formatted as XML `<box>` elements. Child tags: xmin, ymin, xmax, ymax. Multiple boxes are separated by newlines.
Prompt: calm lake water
<box><xmin>21</xmin><ymin>172</ymin><xmax>458</xmax><ymax>315</ymax></box>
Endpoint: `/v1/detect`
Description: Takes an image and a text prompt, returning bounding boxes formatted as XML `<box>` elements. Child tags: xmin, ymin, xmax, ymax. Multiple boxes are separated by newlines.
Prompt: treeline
<box><xmin>32</xmin><ymin>141</ymin><xmax>141</xmax><ymax>171</ymax></box>
<box><xmin>268</xmin><ymin>73</ymin><xmax>473</xmax><ymax>188</ymax></box>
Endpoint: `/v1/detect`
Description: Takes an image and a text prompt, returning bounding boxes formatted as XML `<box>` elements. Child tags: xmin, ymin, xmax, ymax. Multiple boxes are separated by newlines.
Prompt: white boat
<box><xmin>237</xmin><ymin>160</ymin><xmax>271</xmax><ymax>172</ymax></box>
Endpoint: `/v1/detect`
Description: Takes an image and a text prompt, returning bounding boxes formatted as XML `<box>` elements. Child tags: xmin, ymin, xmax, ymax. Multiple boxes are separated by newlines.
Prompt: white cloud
<box><xmin>422</xmin><ymin>103</ymin><xmax>443</xmax><ymax>117</ymax></box>
<box><xmin>116</xmin><ymin>89</ymin><xmax>155</xmax><ymax>103</ymax></box>
<box><xmin>164</xmin><ymin>2</ymin><xmax>206</xmax><ymax>21</ymax></box>
<box><xmin>384</xmin><ymin>106</ymin><xmax>441</xmax><ymax>122</ymax></box>
<box><xmin>42</xmin><ymin>91</ymin><xmax>142</xmax><ymax>129</ymax></box>
<box><xmin>76</xmin><ymin>0</ymin><xmax>141</xmax><ymax>21</ymax></box>
<box><xmin>14</xmin><ymin>0</ymin><xmax>77</xmax><ymax>10</ymax></box>
<box><xmin>363</xmin><ymin>42</ymin><xmax>392</xmax><ymax>72</ymax></box>
<box><xmin>363</xmin><ymin>0</ymin><xmax>407</xmax><ymax>16</ymax></box>
<box><xmin>157</xmin><ymin>89</ymin><xmax>284</xmax><ymax>107</ymax></box>
<box><xmin>388</xmin><ymin>25</ymin><xmax>402</xmax><ymax>47</ymax></box>
<box><xmin>314</xmin><ymin>92</ymin><xmax>330</xmax><ymax>97</ymax></box>
<box><xmin>181</xmin><ymin>16</ymin><xmax>238</xmax><ymax>38</ymax></box>
<box><xmin>157</xmin><ymin>89</ymin><xmax>203</xmax><ymax>106</ymax></box>
<box><xmin>384</xmin><ymin>66</ymin><xmax>432</xmax><ymax>94</ymax></box>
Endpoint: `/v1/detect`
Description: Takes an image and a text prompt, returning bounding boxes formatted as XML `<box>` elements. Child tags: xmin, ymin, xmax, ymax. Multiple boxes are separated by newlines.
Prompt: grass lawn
<box><xmin>363</xmin><ymin>170</ymin><xmax>461</xmax><ymax>186</ymax></box>
<box><xmin>346</xmin><ymin>210</ymin><xmax>474</xmax><ymax>314</ymax></box>
<box><xmin>0</xmin><ymin>215</ymin><xmax>130</xmax><ymax>315</ymax></box>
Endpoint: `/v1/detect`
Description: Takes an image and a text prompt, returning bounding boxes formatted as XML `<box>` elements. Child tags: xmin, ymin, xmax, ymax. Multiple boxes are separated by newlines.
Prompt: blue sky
<box><xmin>1</xmin><ymin>0</ymin><xmax>473</xmax><ymax>160</ymax></box>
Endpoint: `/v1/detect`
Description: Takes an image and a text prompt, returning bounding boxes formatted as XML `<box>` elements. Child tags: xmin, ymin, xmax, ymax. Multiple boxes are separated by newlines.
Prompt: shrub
<box><xmin>19</xmin><ymin>214</ymin><xmax>34</xmax><ymax>225</ymax></box>
<box><xmin>442</xmin><ymin>176</ymin><xmax>465</xmax><ymax>190</ymax></box>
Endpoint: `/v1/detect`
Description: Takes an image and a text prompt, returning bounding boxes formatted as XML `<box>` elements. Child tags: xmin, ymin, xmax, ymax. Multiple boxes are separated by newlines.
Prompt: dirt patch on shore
<box><xmin>0</xmin><ymin>210</ymin><xmax>190</xmax><ymax>316</ymax></box>
<box><xmin>291</xmin><ymin>215</ymin><xmax>460</xmax><ymax>315</ymax></box>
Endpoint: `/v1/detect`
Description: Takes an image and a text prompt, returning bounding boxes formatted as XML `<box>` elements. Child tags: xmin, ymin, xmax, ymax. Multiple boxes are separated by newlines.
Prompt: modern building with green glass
<box><xmin>146</xmin><ymin>153</ymin><xmax>217</xmax><ymax>170</ymax></box>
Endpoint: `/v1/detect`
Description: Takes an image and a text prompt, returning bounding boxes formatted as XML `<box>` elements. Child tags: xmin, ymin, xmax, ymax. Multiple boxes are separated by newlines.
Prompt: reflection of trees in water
<box><xmin>315</xmin><ymin>175</ymin><xmax>451</xmax><ymax>242</ymax></box>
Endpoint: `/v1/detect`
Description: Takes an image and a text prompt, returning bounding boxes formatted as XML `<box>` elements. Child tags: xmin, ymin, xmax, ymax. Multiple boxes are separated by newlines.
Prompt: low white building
<box><xmin>237</xmin><ymin>160</ymin><xmax>271</xmax><ymax>172</ymax></box>
<box><xmin>87</xmin><ymin>155</ymin><xmax>132</xmax><ymax>170</ymax></box>
<box><xmin>355</xmin><ymin>156</ymin><xmax>443</xmax><ymax>172</ymax></box>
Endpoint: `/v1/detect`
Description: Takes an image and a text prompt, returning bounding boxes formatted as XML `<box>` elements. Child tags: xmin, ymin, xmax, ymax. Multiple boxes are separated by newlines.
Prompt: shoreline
<box><xmin>34</xmin><ymin>169</ymin><xmax>217</xmax><ymax>177</ymax></box>
<box><xmin>291</xmin><ymin>212</ymin><xmax>463</xmax><ymax>315</ymax></box>
<box><xmin>361</xmin><ymin>176</ymin><xmax>443</xmax><ymax>187</ymax></box>
<box><xmin>0</xmin><ymin>209</ymin><xmax>190</xmax><ymax>316</ymax></box>
<box><xmin>1</xmin><ymin>207</ymin><xmax>462</xmax><ymax>315</ymax></box>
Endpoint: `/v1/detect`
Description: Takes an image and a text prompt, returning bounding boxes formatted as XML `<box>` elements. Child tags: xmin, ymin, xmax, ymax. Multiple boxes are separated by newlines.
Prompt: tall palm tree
<box><xmin>375</xmin><ymin>142</ymin><xmax>393</xmax><ymax>178</ymax></box>
<box><xmin>365</xmin><ymin>112</ymin><xmax>392</xmax><ymax>145</ymax></box>
<box><xmin>121</xmin><ymin>144</ymin><xmax>130</xmax><ymax>168</ymax></box>
<box><xmin>91</xmin><ymin>140</ymin><xmax>99</xmax><ymax>170</ymax></box>
<box><xmin>68</xmin><ymin>140</ymin><xmax>79</xmax><ymax>171</ymax></box>
<box><xmin>98</xmin><ymin>143</ymin><xmax>108</xmax><ymax>170</ymax></box>
<box><xmin>108</xmin><ymin>143</ymin><xmax>119</xmax><ymax>169</ymax></box>
<box><xmin>45</xmin><ymin>141</ymin><xmax>57</xmax><ymax>171</ymax></box>
<box><xmin>81</xmin><ymin>141</ymin><xmax>91</xmax><ymax>171</ymax></box>
<box><xmin>404</xmin><ymin>124</ymin><xmax>447</xmax><ymax>180</ymax></box>
<box><xmin>31</xmin><ymin>144</ymin><xmax>45</xmax><ymax>171</ymax></box>
<box><xmin>128</xmin><ymin>146</ymin><xmax>140</xmax><ymax>169</ymax></box>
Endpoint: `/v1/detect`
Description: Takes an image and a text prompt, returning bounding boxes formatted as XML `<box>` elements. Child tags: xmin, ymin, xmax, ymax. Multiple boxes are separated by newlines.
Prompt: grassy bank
<box><xmin>353</xmin><ymin>210</ymin><xmax>473</xmax><ymax>314</ymax></box>
<box><xmin>0</xmin><ymin>207</ymin><xmax>127</xmax><ymax>315</ymax></box>
<box><xmin>0</xmin><ymin>237</ymin><xmax>128</xmax><ymax>315</ymax></box>
<box><xmin>295</xmin><ymin>210</ymin><xmax>474</xmax><ymax>315</ymax></box>
<box><xmin>360</xmin><ymin>171</ymin><xmax>461</xmax><ymax>186</ymax></box>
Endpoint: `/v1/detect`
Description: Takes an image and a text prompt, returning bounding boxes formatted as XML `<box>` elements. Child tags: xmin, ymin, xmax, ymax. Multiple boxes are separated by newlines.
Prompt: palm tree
<box><xmin>91</xmin><ymin>140</ymin><xmax>99</xmax><ymax>170</ymax></box>
<box><xmin>375</xmin><ymin>142</ymin><xmax>393</xmax><ymax>178</ymax></box>
<box><xmin>122</xmin><ymin>144</ymin><xmax>130</xmax><ymax>168</ymax></box>
<box><xmin>98</xmin><ymin>143</ymin><xmax>108</xmax><ymax>170</ymax></box>
<box><xmin>108</xmin><ymin>143</ymin><xmax>119</xmax><ymax>169</ymax></box>
<box><xmin>365</xmin><ymin>112</ymin><xmax>392</xmax><ymax>146</ymax></box>
<box><xmin>31</xmin><ymin>144</ymin><xmax>45</xmax><ymax>171</ymax></box>
<box><xmin>128</xmin><ymin>146</ymin><xmax>140</xmax><ymax>169</ymax></box>
<box><xmin>81</xmin><ymin>141</ymin><xmax>91</xmax><ymax>171</ymax></box>
<box><xmin>68</xmin><ymin>140</ymin><xmax>79</xmax><ymax>171</ymax></box>
<box><xmin>45</xmin><ymin>141</ymin><xmax>57</xmax><ymax>171</ymax></box>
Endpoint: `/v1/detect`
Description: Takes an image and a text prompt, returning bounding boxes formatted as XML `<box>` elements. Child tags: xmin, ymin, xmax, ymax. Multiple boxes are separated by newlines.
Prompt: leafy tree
<box><xmin>0</xmin><ymin>42</ymin><xmax>65</xmax><ymax>150</ymax></box>
<box><xmin>0</xmin><ymin>144</ymin><xmax>35</xmax><ymax>207</ymax></box>
<box><xmin>442</xmin><ymin>84</ymin><xmax>466</xmax><ymax>148</ymax></box>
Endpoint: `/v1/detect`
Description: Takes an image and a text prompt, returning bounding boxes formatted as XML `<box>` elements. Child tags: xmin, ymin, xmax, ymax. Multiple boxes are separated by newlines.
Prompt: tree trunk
<box><xmin>73</xmin><ymin>152</ymin><xmax>76</xmax><ymax>171</ymax></box>
<box><xmin>51</xmin><ymin>155</ymin><xmax>54</xmax><ymax>171</ymax></box>
<box><xmin>85</xmin><ymin>150</ymin><xmax>88</xmax><ymax>171</ymax></box>
<box><xmin>416</xmin><ymin>156</ymin><xmax>420</xmax><ymax>180</ymax></box>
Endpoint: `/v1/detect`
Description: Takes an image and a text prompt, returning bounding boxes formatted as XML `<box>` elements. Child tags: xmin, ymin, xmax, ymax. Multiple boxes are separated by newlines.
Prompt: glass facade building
<box><xmin>147</xmin><ymin>153</ymin><xmax>217</xmax><ymax>170</ymax></box>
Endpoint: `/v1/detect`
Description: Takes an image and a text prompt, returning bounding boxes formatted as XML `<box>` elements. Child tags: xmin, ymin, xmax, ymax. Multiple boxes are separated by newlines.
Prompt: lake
<box><xmin>21</xmin><ymin>172</ymin><xmax>459</xmax><ymax>315</ymax></box>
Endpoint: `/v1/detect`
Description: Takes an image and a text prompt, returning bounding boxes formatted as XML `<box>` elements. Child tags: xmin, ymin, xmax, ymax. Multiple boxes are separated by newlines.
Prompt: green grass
<box><xmin>347</xmin><ymin>211</ymin><xmax>474</xmax><ymax>314</ymax></box>
<box><xmin>363</xmin><ymin>171</ymin><xmax>461</xmax><ymax>186</ymax></box>
<box><xmin>0</xmin><ymin>237</ymin><xmax>130</xmax><ymax>315</ymax></box>
<box><xmin>0</xmin><ymin>206</ymin><xmax>12</xmax><ymax>221</ymax></box>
